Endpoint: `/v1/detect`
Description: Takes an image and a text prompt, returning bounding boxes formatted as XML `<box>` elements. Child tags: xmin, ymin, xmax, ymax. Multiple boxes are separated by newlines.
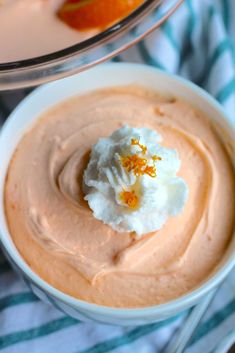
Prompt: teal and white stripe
<box><xmin>0</xmin><ymin>0</ymin><xmax>235</xmax><ymax>351</ymax></box>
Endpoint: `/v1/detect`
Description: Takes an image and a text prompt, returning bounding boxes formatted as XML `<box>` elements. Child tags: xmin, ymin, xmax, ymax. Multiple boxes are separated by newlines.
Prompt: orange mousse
<box><xmin>5</xmin><ymin>87</ymin><xmax>235</xmax><ymax>307</ymax></box>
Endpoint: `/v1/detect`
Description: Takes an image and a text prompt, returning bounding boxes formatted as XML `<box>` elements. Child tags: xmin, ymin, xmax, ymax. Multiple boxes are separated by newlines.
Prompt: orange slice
<box><xmin>57</xmin><ymin>0</ymin><xmax>144</xmax><ymax>31</ymax></box>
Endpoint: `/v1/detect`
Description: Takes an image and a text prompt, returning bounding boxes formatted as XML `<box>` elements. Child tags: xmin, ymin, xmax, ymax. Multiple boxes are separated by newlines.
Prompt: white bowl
<box><xmin>0</xmin><ymin>63</ymin><xmax>234</xmax><ymax>326</ymax></box>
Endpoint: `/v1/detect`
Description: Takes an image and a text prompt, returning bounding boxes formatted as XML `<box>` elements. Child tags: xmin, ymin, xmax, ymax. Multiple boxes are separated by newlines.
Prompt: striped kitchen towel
<box><xmin>0</xmin><ymin>0</ymin><xmax>235</xmax><ymax>352</ymax></box>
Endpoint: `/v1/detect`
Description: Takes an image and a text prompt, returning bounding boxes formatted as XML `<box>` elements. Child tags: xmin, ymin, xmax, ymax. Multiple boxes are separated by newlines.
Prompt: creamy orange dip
<box><xmin>5</xmin><ymin>87</ymin><xmax>235</xmax><ymax>307</ymax></box>
<box><xmin>0</xmin><ymin>0</ymin><xmax>96</xmax><ymax>63</ymax></box>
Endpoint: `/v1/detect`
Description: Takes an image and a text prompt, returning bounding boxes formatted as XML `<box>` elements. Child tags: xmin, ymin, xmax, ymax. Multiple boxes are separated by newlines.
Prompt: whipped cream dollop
<box><xmin>83</xmin><ymin>125</ymin><xmax>188</xmax><ymax>236</ymax></box>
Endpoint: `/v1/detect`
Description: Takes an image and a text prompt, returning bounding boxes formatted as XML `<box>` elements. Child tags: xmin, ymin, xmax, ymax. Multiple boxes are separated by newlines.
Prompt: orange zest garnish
<box><xmin>121</xmin><ymin>138</ymin><xmax>162</xmax><ymax>178</ymax></box>
<box><xmin>121</xmin><ymin>154</ymin><xmax>147</xmax><ymax>176</ymax></box>
<box><xmin>143</xmin><ymin>165</ymin><xmax>157</xmax><ymax>178</ymax></box>
<box><xmin>119</xmin><ymin>137</ymin><xmax>162</xmax><ymax>209</ymax></box>
<box><xmin>120</xmin><ymin>190</ymin><xmax>138</xmax><ymax>209</ymax></box>
<box><xmin>131</xmin><ymin>138</ymin><xmax>147</xmax><ymax>154</ymax></box>
<box><xmin>152</xmin><ymin>155</ymin><xmax>162</xmax><ymax>162</ymax></box>
<box><xmin>57</xmin><ymin>0</ymin><xmax>144</xmax><ymax>31</ymax></box>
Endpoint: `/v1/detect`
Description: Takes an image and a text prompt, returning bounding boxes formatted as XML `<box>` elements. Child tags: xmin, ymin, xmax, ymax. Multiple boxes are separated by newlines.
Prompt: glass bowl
<box><xmin>0</xmin><ymin>0</ymin><xmax>183</xmax><ymax>90</ymax></box>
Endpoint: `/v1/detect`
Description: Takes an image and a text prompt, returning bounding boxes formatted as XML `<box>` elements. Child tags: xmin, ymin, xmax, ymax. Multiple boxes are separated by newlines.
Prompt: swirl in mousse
<box><xmin>5</xmin><ymin>87</ymin><xmax>235</xmax><ymax>307</ymax></box>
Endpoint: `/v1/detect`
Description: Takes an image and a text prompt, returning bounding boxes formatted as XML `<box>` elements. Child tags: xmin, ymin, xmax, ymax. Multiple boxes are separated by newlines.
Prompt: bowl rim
<box><xmin>0</xmin><ymin>62</ymin><xmax>235</xmax><ymax>318</ymax></box>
